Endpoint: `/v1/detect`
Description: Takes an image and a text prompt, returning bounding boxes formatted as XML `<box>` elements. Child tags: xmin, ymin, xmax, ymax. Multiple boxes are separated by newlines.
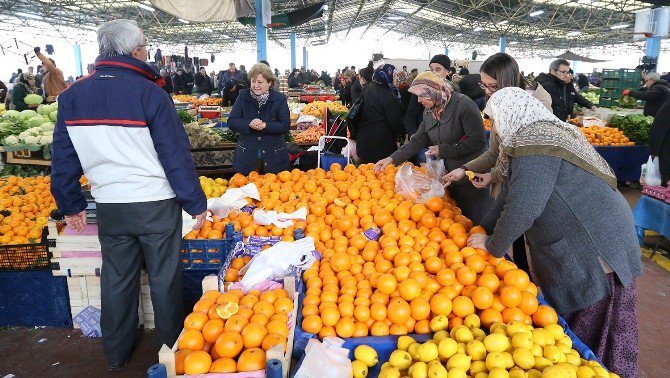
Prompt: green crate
<box><xmin>601</xmin><ymin>69</ymin><xmax>619</xmax><ymax>79</ymax></box>
<box><xmin>600</xmin><ymin>78</ymin><xmax>619</xmax><ymax>88</ymax></box>
<box><xmin>600</xmin><ymin>88</ymin><xmax>620</xmax><ymax>98</ymax></box>
<box><xmin>598</xmin><ymin>98</ymin><xmax>618</xmax><ymax>107</ymax></box>
<box><xmin>621</xmin><ymin>69</ymin><xmax>641</xmax><ymax>80</ymax></box>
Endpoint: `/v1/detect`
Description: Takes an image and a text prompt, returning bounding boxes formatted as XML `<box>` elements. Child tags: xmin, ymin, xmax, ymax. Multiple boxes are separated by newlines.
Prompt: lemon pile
<box><xmin>199</xmin><ymin>176</ymin><xmax>228</xmax><ymax>199</ymax></box>
<box><xmin>352</xmin><ymin>345</ymin><xmax>379</xmax><ymax>378</ymax></box>
<box><xmin>378</xmin><ymin>319</ymin><xmax>619</xmax><ymax>378</ymax></box>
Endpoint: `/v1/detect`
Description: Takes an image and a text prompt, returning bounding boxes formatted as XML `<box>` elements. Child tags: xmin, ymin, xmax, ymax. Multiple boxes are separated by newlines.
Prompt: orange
<box><xmin>224</xmin><ymin>314</ymin><xmax>249</xmax><ymax>333</ymax></box>
<box><xmin>503</xmin><ymin>269</ymin><xmax>530</xmax><ymax>291</ymax></box>
<box><xmin>266</xmin><ymin>319</ymin><xmax>289</xmax><ymax>337</ymax></box>
<box><xmin>429</xmin><ymin>293</ymin><xmax>453</xmax><ymax>316</ymax></box>
<box><xmin>209</xmin><ymin>357</ymin><xmax>237</xmax><ymax>373</ymax></box>
<box><xmin>471</xmin><ymin>287</ymin><xmax>494</xmax><ymax>310</ymax></box>
<box><xmin>202</xmin><ymin>319</ymin><xmax>225</xmax><ymax>343</ymax></box>
<box><xmin>424</xmin><ymin>256</ymin><xmax>444</xmax><ymax>274</ymax></box>
<box><xmin>354</xmin><ymin>305</ymin><xmax>371</xmax><ymax>322</ymax></box>
<box><xmin>532</xmin><ymin>305</ymin><xmax>558</xmax><ymax>327</ymax></box>
<box><xmin>500</xmin><ymin>285</ymin><xmax>523</xmax><ymax>308</ymax></box>
<box><xmin>184</xmin><ymin>312</ymin><xmax>209</xmax><ymax>331</ymax></box>
<box><xmin>239</xmin><ymin>294</ymin><xmax>260</xmax><ymax>308</ymax></box>
<box><xmin>456</xmin><ymin>266</ymin><xmax>477</xmax><ymax>286</ymax></box>
<box><xmin>370</xmin><ymin>321</ymin><xmax>390</xmax><ymax>336</ymax></box>
<box><xmin>452</xmin><ymin>233</ymin><xmax>468</xmax><ymax>249</ymax></box>
<box><xmin>202</xmin><ymin>290</ymin><xmax>223</xmax><ymax>301</ymax></box>
<box><xmin>451</xmin><ymin>296</ymin><xmax>475</xmax><ymax>318</ymax></box>
<box><xmin>174</xmin><ymin>349</ymin><xmax>193</xmax><ymax>375</ymax></box>
<box><xmin>495</xmin><ymin>260</ymin><xmax>517</xmax><ymax>278</ymax></box>
<box><xmin>178</xmin><ymin>329</ymin><xmax>205</xmax><ymax>351</ymax></box>
<box><xmin>414</xmin><ymin>319</ymin><xmax>431</xmax><ymax>334</ymax></box>
<box><xmin>376</xmin><ymin>273</ymin><xmax>397</xmax><ymax>295</ymax></box>
<box><xmin>241</xmin><ymin>322</ymin><xmax>268</xmax><ymax>348</ymax></box>
<box><xmin>338</xmin><ymin>301</ymin><xmax>355</xmax><ymax>318</ymax></box>
<box><xmin>502</xmin><ymin>307</ymin><xmax>526</xmax><ymax>323</ymax></box>
<box><xmin>214</xmin><ymin>331</ymin><xmax>244</xmax><ymax>358</ymax></box>
<box><xmin>253</xmin><ymin>300</ymin><xmax>275</xmax><ymax>318</ymax></box>
<box><xmin>519</xmin><ymin>291</ymin><xmax>539</xmax><ymax>315</ymax></box>
<box><xmin>330</xmin><ymin>252</ymin><xmax>351</xmax><ymax>272</ymax></box>
<box><xmin>436</xmin><ymin>268</ymin><xmax>456</xmax><ymax>286</ymax></box>
<box><xmin>410</xmin><ymin>204</ymin><xmax>427</xmax><ymax>222</ymax></box>
<box><xmin>183</xmin><ymin>350</ymin><xmax>212</xmax><ymax>374</ymax></box>
<box><xmin>259</xmin><ymin>290</ymin><xmax>278</xmax><ymax>304</ymax></box>
<box><xmin>370</xmin><ymin>302</ymin><xmax>387</xmax><ymax>321</ymax></box>
<box><xmin>319</xmin><ymin>325</ymin><xmax>337</xmax><ymax>339</ymax></box>
<box><xmin>479</xmin><ymin>308</ymin><xmax>504</xmax><ymax>330</ymax></box>
<box><xmin>335</xmin><ymin>316</ymin><xmax>356</xmax><ymax>338</ymax></box>
<box><xmin>353</xmin><ymin>322</ymin><xmax>369</xmax><ymax>337</ymax></box>
<box><xmin>409</xmin><ymin>297</ymin><xmax>431</xmax><ymax>321</ymax></box>
<box><xmin>398</xmin><ymin>279</ymin><xmax>421</xmax><ymax>301</ymax></box>
<box><xmin>237</xmin><ymin>348</ymin><xmax>266</xmax><ymax>372</ymax></box>
<box><xmin>262</xmin><ymin>332</ymin><xmax>287</xmax><ymax>351</ymax></box>
<box><xmin>250</xmin><ymin>313</ymin><xmax>270</xmax><ymax>326</ymax></box>
<box><xmin>425</xmin><ymin>197</ymin><xmax>444</xmax><ymax>213</ymax></box>
<box><xmin>302</xmin><ymin>314</ymin><xmax>323</xmax><ymax>334</ymax></box>
<box><xmin>387</xmin><ymin>297</ymin><xmax>411</xmax><ymax>324</ymax></box>
<box><xmin>193</xmin><ymin>299</ymin><xmax>215</xmax><ymax>313</ymax></box>
<box><xmin>320</xmin><ymin>307</ymin><xmax>340</xmax><ymax>327</ymax></box>
<box><xmin>447</xmin><ymin>222</ymin><xmax>466</xmax><ymax>237</ymax></box>
<box><xmin>477</xmin><ymin>273</ymin><xmax>501</xmax><ymax>293</ymax></box>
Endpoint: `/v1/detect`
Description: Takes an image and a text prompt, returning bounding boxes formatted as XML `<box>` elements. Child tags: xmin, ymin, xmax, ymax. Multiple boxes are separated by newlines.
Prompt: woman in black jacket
<box><xmin>650</xmin><ymin>97</ymin><xmax>670</xmax><ymax>184</ymax></box>
<box><xmin>352</xmin><ymin>64</ymin><xmax>403</xmax><ymax>163</ymax></box>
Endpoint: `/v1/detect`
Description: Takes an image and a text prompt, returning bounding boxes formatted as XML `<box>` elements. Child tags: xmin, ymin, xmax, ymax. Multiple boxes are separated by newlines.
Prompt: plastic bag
<box><xmin>253</xmin><ymin>207</ymin><xmax>308</xmax><ymax>228</ymax></box>
<box><xmin>294</xmin><ymin>337</ymin><xmax>352</xmax><ymax>378</ymax></box>
<box><xmin>395</xmin><ymin>163</ymin><xmax>445</xmax><ymax>203</ymax></box>
<box><xmin>341</xmin><ymin>140</ymin><xmax>360</xmax><ymax>163</ymax></box>
<box><xmin>646</xmin><ymin>156</ymin><xmax>662</xmax><ymax>186</ymax></box>
<box><xmin>240</xmin><ymin>237</ymin><xmax>317</xmax><ymax>290</ymax></box>
<box><xmin>208</xmin><ymin>183</ymin><xmax>261</xmax><ymax>218</ymax></box>
<box><xmin>424</xmin><ymin>155</ymin><xmax>446</xmax><ymax>183</ymax></box>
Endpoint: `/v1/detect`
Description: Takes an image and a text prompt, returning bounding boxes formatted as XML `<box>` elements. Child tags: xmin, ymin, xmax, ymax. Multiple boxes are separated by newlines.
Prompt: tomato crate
<box><xmin>0</xmin><ymin>227</ymin><xmax>50</xmax><ymax>271</ymax></box>
<box><xmin>180</xmin><ymin>238</ymin><xmax>231</xmax><ymax>270</ymax></box>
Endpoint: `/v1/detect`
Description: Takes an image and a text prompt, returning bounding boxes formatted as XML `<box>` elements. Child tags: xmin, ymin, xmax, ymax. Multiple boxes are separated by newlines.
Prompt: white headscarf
<box><xmin>487</xmin><ymin>87</ymin><xmax>617</xmax><ymax>189</ymax></box>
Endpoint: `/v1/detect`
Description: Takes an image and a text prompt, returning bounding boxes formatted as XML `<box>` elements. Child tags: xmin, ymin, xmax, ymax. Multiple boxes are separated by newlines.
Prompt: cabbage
<box><xmin>23</xmin><ymin>135</ymin><xmax>38</xmax><ymax>144</ymax></box>
<box><xmin>4</xmin><ymin>135</ymin><xmax>19</xmax><ymax>145</ymax></box>
<box><xmin>3</xmin><ymin>110</ymin><xmax>20</xmax><ymax>119</ymax></box>
<box><xmin>39</xmin><ymin>122</ymin><xmax>54</xmax><ymax>132</ymax></box>
<box><xmin>39</xmin><ymin>135</ymin><xmax>53</xmax><ymax>145</ymax></box>
<box><xmin>24</xmin><ymin>94</ymin><xmax>43</xmax><ymax>105</ymax></box>
<box><xmin>20</xmin><ymin>110</ymin><xmax>38</xmax><ymax>120</ymax></box>
<box><xmin>49</xmin><ymin>110</ymin><xmax>57</xmax><ymax>122</ymax></box>
<box><xmin>27</xmin><ymin>116</ymin><xmax>47</xmax><ymax>128</ymax></box>
<box><xmin>36</xmin><ymin>104</ymin><xmax>45</xmax><ymax>115</ymax></box>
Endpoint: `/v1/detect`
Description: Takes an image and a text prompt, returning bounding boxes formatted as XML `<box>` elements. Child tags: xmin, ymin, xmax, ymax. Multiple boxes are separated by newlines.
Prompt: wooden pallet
<box><xmin>5</xmin><ymin>150</ymin><xmax>51</xmax><ymax>166</ymax></box>
<box><xmin>158</xmin><ymin>276</ymin><xmax>297</xmax><ymax>377</ymax></box>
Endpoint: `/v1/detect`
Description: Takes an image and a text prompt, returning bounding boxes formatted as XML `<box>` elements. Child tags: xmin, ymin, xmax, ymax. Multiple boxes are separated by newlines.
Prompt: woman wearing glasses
<box><xmin>374</xmin><ymin>71</ymin><xmax>492</xmax><ymax>224</ymax></box>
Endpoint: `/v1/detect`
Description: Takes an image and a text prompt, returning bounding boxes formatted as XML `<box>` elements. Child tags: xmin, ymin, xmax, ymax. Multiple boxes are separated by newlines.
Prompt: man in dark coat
<box><xmin>650</xmin><ymin>97</ymin><xmax>670</xmax><ymax>184</ymax></box>
<box><xmin>624</xmin><ymin>71</ymin><xmax>670</xmax><ymax>117</ymax></box>
<box><xmin>535</xmin><ymin>59</ymin><xmax>574</xmax><ymax>121</ymax></box>
<box><xmin>194</xmin><ymin>66</ymin><xmax>213</xmax><ymax>96</ymax></box>
<box><xmin>458</xmin><ymin>73</ymin><xmax>486</xmax><ymax>110</ymax></box>
<box><xmin>160</xmin><ymin>69</ymin><xmax>173</xmax><ymax>94</ymax></box>
<box><xmin>172</xmin><ymin>69</ymin><xmax>187</xmax><ymax>94</ymax></box>
<box><xmin>184</xmin><ymin>69</ymin><xmax>195</xmax><ymax>94</ymax></box>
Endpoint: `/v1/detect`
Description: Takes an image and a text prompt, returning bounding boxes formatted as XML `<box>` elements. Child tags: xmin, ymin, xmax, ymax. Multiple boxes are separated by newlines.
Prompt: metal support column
<box><xmin>499</xmin><ymin>35</ymin><xmax>507</xmax><ymax>53</ymax></box>
<box><xmin>290</xmin><ymin>32</ymin><xmax>297</xmax><ymax>70</ymax></box>
<box><xmin>444</xmin><ymin>48</ymin><xmax>449</xmax><ymax>56</ymax></box>
<box><xmin>303</xmin><ymin>46</ymin><xmax>308</xmax><ymax>70</ymax></box>
<box><xmin>73</xmin><ymin>44</ymin><xmax>83</xmax><ymax>76</ymax></box>
<box><xmin>255</xmin><ymin>0</ymin><xmax>267</xmax><ymax>61</ymax></box>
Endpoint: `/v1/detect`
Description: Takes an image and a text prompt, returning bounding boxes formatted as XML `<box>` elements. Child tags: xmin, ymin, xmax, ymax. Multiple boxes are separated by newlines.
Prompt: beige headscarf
<box><xmin>487</xmin><ymin>87</ymin><xmax>617</xmax><ymax>189</ymax></box>
<box><xmin>408</xmin><ymin>71</ymin><xmax>454</xmax><ymax>120</ymax></box>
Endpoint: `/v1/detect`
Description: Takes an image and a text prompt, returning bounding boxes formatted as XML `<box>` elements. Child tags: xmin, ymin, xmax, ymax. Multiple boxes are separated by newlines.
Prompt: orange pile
<box><xmin>0</xmin><ymin>175</ymin><xmax>56</xmax><ymax>245</ymax></box>
<box><xmin>176</xmin><ymin>288</ymin><xmax>294</xmax><ymax>374</ymax></box>
<box><xmin>580</xmin><ymin>126</ymin><xmax>634</xmax><ymax>146</ymax></box>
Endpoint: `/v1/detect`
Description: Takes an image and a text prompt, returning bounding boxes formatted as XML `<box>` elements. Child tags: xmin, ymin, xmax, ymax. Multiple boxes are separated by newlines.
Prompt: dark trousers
<box><xmin>97</xmin><ymin>199</ymin><xmax>183</xmax><ymax>364</ymax></box>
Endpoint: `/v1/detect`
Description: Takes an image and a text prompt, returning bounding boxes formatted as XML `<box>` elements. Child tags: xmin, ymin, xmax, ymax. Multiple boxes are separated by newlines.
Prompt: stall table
<box><xmin>633</xmin><ymin>195</ymin><xmax>670</xmax><ymax>257</ymax></box>
<box><xmin>594</xmin><ymin>145</ymin><xmax>650</xmax><ymax>182</ymax></box>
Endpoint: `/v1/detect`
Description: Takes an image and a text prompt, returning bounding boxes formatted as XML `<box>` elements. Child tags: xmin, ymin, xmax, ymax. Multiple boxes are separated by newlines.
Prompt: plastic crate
<box><xmin>599</xmin><ymin>78</ymin><xmax>619</xmax><ymax>89</ymax></box>
<box><xmin>0</xmin><ymin>270</ymin><xmax>72</xmax><ymax>327</ymax></box>
<box><xmin>182</xmin><ymin>269</ymin><xmax>218</xmax><ymax>312</ymax></box>
<box><xmin>597</xmin><ymin>98</ymin><xmax>618</xmax><ymax>107</ymax></box>
<box><xmin>180</xmin><ymin>238</ymin><xmax>231</xmax><ymax>270</ymax></box>
<box><xmin>621</xmin><ymin>69</ymin><xmax>641</xmax><ymax>80</ymax></box>
<box><xmin>600</xmin><ymin>88</ymin><xmax>619</xmax><ymax>99</ymax></box>
<box><xmin>0</xmin><ymin>227</ymin><xmax>50</xmax><ymax>271</ymax></box>
<box><xmin>601</xmin><ymin>69</ymin><xmax>619</xmax><ymax>79</ymax></box>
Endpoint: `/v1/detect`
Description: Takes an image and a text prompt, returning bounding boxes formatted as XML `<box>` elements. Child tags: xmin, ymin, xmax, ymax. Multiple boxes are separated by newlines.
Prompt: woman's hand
<box><xmin>471</xmin><ymin>172</ymin><xmax>492</xmax><ymax>189</ymax></box>
<box><xmin>374</xmin><ymin>157</ymin><xmax>393</xmax><ymax>173</ymax></box>
<box><xmin>425</xmin><ymin>145</ymin><xmax>440</xmax><ymax>158</ymax></box>
<box><xmin>249</xmin><ymin>118</ymin><xmax>266</xmax><ymax>131</ymax></box>
<box><xmin>468</xmin><ymin>233</ymin><xmax>487</xmax><ymax>251</ymax></box>
<box><xmin>46</xmin><ymin>95</ymin><xmax>57</xmax><ymax>102</ymax></box>
<box><xmin>444</xmin><ymin>168</ymin><xmax>466</xmax><ymax>183</ymax></box>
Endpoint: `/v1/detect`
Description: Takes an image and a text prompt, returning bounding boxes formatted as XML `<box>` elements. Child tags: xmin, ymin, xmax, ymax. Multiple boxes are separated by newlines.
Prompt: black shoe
<box><xmin>108</xmin><ymin>361</ymin><xmax>128</xmax><ymax>371</ymax></box>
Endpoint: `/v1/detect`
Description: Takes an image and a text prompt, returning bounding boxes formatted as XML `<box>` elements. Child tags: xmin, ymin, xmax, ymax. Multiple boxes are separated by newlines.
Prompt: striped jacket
<box><xmin>50</xmin><ymin>55</ymin><xmax>206</xmax><ymax>216</ymax></box>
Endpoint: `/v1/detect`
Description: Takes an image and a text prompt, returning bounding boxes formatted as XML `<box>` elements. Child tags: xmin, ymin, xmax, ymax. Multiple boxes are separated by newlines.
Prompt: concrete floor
<box><xmin>0</xmin><ymin>186</ymin><xmax>668</xmax><ymax>377</ymax></box>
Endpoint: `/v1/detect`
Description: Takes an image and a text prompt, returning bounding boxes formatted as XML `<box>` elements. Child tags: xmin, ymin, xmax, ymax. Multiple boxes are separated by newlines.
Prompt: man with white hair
<box><xmin>50</xmin><ymin>19</ymin><xmax>207</xmax><ymax>371</ymax></box>
<box><xmin>624</xmin><ymin>71</ymin><xmax>670</xmax><ymax>117</ymax></box>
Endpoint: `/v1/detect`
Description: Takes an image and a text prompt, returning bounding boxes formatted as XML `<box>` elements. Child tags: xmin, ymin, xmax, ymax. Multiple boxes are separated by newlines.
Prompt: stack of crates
<box><xmin>598</xmin><ymin>68</ymin><xmax>642</xmax><ymax>107</ymax></box>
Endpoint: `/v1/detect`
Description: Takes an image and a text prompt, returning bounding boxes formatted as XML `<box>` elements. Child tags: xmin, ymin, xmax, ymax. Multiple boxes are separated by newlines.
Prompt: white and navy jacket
<box><xmin>50</xmin><ymin>55</ymin><xmax>206</xmax><ymax>216</ymax></box>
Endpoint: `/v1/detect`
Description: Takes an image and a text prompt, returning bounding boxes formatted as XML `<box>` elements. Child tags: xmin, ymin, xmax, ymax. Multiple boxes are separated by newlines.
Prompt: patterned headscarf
<box><xmin>17</xmin><ymin>73</ymin><xmax>37</xmax><ymax>93</ymax></box>
<box><xmin>373</xmin><ymin>64</ymin><xmax>400</xmax><ymax>100</ymax></box>
<box><xmin>408</xmin><ymin>71</ymin><xmax>454</xmax><ymax>120</ymax></box>
<box><xmin>488</xmin><ymin>87</ymin><xmax>617</xmax><ymax>189</ymax></box>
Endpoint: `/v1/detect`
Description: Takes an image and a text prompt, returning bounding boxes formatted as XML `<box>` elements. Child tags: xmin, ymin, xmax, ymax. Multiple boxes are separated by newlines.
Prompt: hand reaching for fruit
<box><xmin>468</xmin><ymin>233</ymin><xmax>487</xmax><ymax>250</ymax></box>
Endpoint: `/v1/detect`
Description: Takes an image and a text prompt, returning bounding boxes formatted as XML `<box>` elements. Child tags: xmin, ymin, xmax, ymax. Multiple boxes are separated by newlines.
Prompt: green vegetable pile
<box><xmin>177</xmin><ymin>110</ymin><xmax>196</xmax><ymax>124</ymax></box>
<box><xmin>211</xmin><ymin>128</ymin><xmax>239</xmax><ymax>143</ymax></box>
<box><xmin>616</xmin><ymin>95</ymin><xmax>637</xmax><ymax>109</ymax></box>
<box><xmin>609</xmin><ymin>114</ymin><xmax>653</xmax><ymax>146</ymax></box>
<box><xmin>581</xmin><ymin>89</ymin><xmax>600</xmax><ymax>105</ymax></box>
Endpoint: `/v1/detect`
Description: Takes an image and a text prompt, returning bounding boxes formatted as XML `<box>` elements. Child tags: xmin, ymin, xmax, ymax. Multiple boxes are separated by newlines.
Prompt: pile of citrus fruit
<box><xmin>579</xmin><ymin>126</ymin><xmax>633</xmax><ymax>146</ymax></box>
<box><xmin>379</xmin><ymin>323</ymin><xmax>619</xmax><ymax>378</ymax></box>
<box><xmin>175</xmin><ymin>287</ymin><xmax>294</xmax><ymax>374</ymax></box>
<box><xmin>0</xmin><ymin>175</ymin><xmax>55</xmax><ymax>245</ymax></box>
<box><xmin>199</xmin><ymin>176</ymin><xmax>228</xmax><ymax>199</ymax></box>
<box><xmin>300</xmin><ymin>100</ymin><xmax>349</xmax><ymax>116</ymax></box>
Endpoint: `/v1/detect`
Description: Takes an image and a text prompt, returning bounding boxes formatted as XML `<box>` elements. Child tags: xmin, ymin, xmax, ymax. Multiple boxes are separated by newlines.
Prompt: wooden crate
<box><xmin>159</xmin><ymin>276</ymin><xmax>297</xmax><ymax>377</ymax></box>
<box><xmin>67</xmin><ymin>273</ymin><xmax>155</xmax><ymax>329</ymax></box>
<box><xmin>5</xmin><ymin>149</ymin><xmax>51</xmax><ymax>166</ymax></box>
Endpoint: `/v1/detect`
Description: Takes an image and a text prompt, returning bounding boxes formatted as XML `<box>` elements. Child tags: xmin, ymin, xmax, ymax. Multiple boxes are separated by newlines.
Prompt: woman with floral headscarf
<box><xmin>350</xmin><ymin>64</ymin><xmax>404</xmax><ymax>163</ymax></box>
<box><xmin>374</xmin><ymin>71</ymin><xmax>492</xmax><ymax>224</ymax></box>
<box><xmin>468</xmin><ymin>87</ymin><xmax>641</xmax><ymax>377</ymax></box>
<box><xmin>11</xmin><ymin>73</ymin><xmax>38</xmax><ymax>111</ymax></box>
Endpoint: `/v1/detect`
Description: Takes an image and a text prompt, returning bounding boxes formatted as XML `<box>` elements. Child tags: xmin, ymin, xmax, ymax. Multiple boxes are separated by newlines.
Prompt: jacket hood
<box><xmin>94</xmin><ymin>55</ymin><xmax>164</xmax><ymax>87</ymax></box>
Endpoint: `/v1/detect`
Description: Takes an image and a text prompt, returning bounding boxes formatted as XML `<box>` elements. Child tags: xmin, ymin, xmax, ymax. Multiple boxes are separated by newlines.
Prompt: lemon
<box><xmin>464</xmin><ymin>313</ymin><xmax>481</xmax><ymax>329</ymax></box>
<box><xmin>354</xmin><ymin>345</ymin><xmax>378</xmax><ymax>367</ymax></box>
<box><xmin>544</xmin><ymin>323</ymin><xmax>566</xmax><ymax>341</ymax></box>
<box><xmin>531</xmin><ymin>344</ymin><xmax>544</xmax><ymax>357</ymax></box>
<box><xmin>432</xmin><ymin>330</ymin><xmax>449</xmax><ymax>343</ymax></box>
<box><xmin>512</xmin><ymin>332</ymin><xmax>534</xmax><ymax>349</ymax></box>
<box><xmin>427</xmin><ymin>363</ymin><xmax>448</xmax><ymax>378</ymax></box>
<box><xmin>541</xmin><ymin>365</ymin><xmax>570</xmax><ymax>378</ymax></box>
<box><xmin>408</xmin><ymin>361</ymin><xmax>428</xmax><ymax>378</ymax></box>
<box><xmin>489</xmin><ymin>367</ymin><xmax>510</xmax><ymax>378</ymax></box>
<box><xmin>398</xmin><ymin>335</ymin><xmax>416</xmax><ymax>351</ymax></box>
<box><xmin>543</xmin><ymin>345</ymin><xmax>563</xmax><ymax>364</ymax></box>
<box><xmin>576</xmin><ymin>366</ymin><xmax>596</xmax><ymax>378</ymax></box>
<box><xmin>430</xmin><ymin>315</ymin><xmax>449</xmax><ymax>332</ymax></box>
<box><xmin>532</xmin><ymin>329</ymin><xmax>549</xmax><ymax>347</ymax></box>
<box><xmin>446</xmin><ymin>353</ymin><xmax>472</xmax><ymax>371</ymax></box>
<box><xmin>472</xmin><ymin>327</ymin><xmax>487</xmax><ymax>341</ymax></box>
<box><xmin>484</xmin><ymin>333</ymin><xmax>510</xmax><ymax>353</ymax></box>
<box><xmin>490</xmin><ymin>322</ymin><xmax>506</xmax><ymax>333</ymax></box>
<box><xmin>469</xmin><ymin>360</ymin><xmax>488</xmax><ymax>375</ymax></box>
<box><xmin>557</xmin><ymin>362</ymin><xmax>578</xmax><ymax>378</ymax></box>
<box><xmin>448</xmin><ymin>368</ymin><xmax>468</xmax><ymax>378</ymax></box>
<box><xmin>557</xmin><ymin>338</ymin><xmax>573</xmax><ymax>350</ymax></box>
<box><xmin>389</xmin><ymin>350</ymin><xmax>413</xmax><ymax>370</ymax></box>
<box><xmin>380</xmin><ymin>362</ymin><xmax>392</xmax><ymax>371</ymax></box>
<box><xmin>427</xmin><ymin>360</ymin><xmax>442</xmax><ymax>370</ymax></box>
<box><xmin>534</xmin><ymin>356</ymin><xmax>552</xmax><ymax>371</ymax></box>
<box><xmin>418</xmin><ymin>342</ymin><xmax>439</xmax><ymax>362</ymax></box>
<box><xmin>565</xmin><ymin>353</ymin><xmax>581</xmax><ymax>366</ymax></box>
<box><xmin>408</xmin><ymin>343</ymin><xmax>422</xmax><ymax>361</ymax></box>
<box><xmin>457</xmin><ymin>343</ymin><xmax>467</xmax><ymax>355</ymax></box>
<box><xmin>215</xmin><ymin>302</ymin><xmax>239</xmax><ymax>319</ymax></box>
<box><xmin>379</xmin><ymin>366</ymin><xmax>401</xmax><ymax>378</ymax></box>
<box><xmin>474</xmin><ymin>373</ymin><xmax>489</xmax><ymax>378</ymax></box>
<box><xmin>352</xmin><ymin>360</ymin><xmax>368</xmax><ymax>378</ymax></box>
<box><xmin>507</xmin><ymin>321</ymin><xmax>531</xmax><ymax>336</ymax></box>
<box><xmin>509</xmin><ymin>367</ymin><xmax>526</xmax><ymax>378</ymax></box>
<box><xmin>451</xmin><ymin>325</ymin><xmax>474</xmax><ymax>343</ymax></box>
<box><xmin>513</xmin><ymin>347</ymin><xmax>536</xmax><ymax>369</ymax></box>
<box><xmin>465</xmin><ymin>340</ymin><xmax>487</xmax><ymax>361</ymax></box>
<box><xmin>486</xmin><ymin>351</ymin><xmax>507</xmax><ymax>370</ymax></box>
<box><xmin>527</xmin><ymin>369</ymin><xmax>543</xmax><ymax>378</ymax></box>
<box><xmin>438</xmin><ymin>338</ymin><xmax>458</xmax><ymax>360</ymax></box>
<box><xmin>591</xmin><ymin>366</ymin><xmax>609</xmax><ymax>377</ymax></box>
<box><xmin>503</xmin><ymin>351</ymin><xmax>515</xmax><ymax>368</ymax></box>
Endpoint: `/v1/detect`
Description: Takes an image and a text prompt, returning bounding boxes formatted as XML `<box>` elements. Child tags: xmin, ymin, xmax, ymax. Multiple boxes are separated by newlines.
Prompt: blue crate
<box><xmin>182</xmin><ymin>269</ymin><xmax>219</xmax><ymax>312</ymax></box>
<box><xmin>181</xmin><ymin>238</ymin><xmax>232</xmax><ymax>270</ymax></box>
<box><xmin>0</xmin><ymin>270</ymin><xmax>72</xmax><ymax>328</ymax></box>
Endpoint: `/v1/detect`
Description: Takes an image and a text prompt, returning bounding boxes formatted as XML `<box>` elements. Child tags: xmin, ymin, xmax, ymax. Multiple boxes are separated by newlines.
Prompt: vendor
<box><xmin>11</xmin><ymin>73</ymin><xmax>38</xmax><ymax>111</ymax></box>
<box><xmin>228</xmin><ymin>63</ymin><xmax>291</xmax><ymax>174</ymax></box>
<box><xmin>374</xmin><ymin>71</ymin><xmax>492</xmax><ymax>224</ymax></box>
<box><xmin>469</xmin><ymin>87</ymin><xmax>641</xmax><ymax>377</ymax></box>
<box><xmin>623</xmin><ymin>71</ymin><xmax>670</xmax><ymax>117</ymax></box>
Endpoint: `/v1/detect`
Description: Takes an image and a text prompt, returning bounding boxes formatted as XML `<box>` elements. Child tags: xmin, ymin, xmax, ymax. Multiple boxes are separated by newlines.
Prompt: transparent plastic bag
<box><xmin>395</xmin><ymin>163</ymin><xmax>445</xmax><ymax>203</ymax></box>
<box><xmin>424</xmin><ymin>155</ymin><xmax>446</xmax><ymax>183</ymax></box>
<box><xmin>646</xmin><ymin>156</ymin><xmax>662</xmax><ymax>186</ymax></box>
<box><xmin>294</xmin><ymin>337</ymin><xmax>352</xmax><ymax>378</ymax></box>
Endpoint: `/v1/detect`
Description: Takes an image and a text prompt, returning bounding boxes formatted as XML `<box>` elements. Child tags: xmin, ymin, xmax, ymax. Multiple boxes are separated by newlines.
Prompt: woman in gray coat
<box><xmin>469</xmin><ymin>87</ymin><xmax>642</xmax><ymax>377</ymax></box>
<box><xmin>374</xmin><ymin>71</ymin><xmax>492</xmax><ymax>224</ymax></box>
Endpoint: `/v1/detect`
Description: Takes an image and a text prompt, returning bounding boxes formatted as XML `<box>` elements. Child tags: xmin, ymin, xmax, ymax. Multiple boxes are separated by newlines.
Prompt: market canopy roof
<box><xmin>551</xmin><ymin>51</ymin><xmax>610</xmax><ymax>63</ymax></box>
<box><xmin>0</xmin><ymin>0</ymin><xmax>660</xmax><ymax>52</ymax></box>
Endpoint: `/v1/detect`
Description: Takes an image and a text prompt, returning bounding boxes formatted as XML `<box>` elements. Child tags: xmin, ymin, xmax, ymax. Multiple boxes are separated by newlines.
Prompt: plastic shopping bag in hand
<box><xmin>240</xmin><ymin>237</ymin><xmax>317</xmax><ymax>290</ymax></box>
<box><xmin>395</xmin><ymin>163</ymin><xmax>445</xmax><ymax>203</ymax></box>
<box><xmin>645</xmin><ymin>156</ymin><xmax>662</xmax><ymax>186</ymax></box>
<box><xmin>424</xmin><ymin>153</ymin><xmax>446</xmax><ymax>183</ymax></box>
<box><xmin>294</xmin><ymin>337</ymin><xmax>352</xmax><ymax>378</ymax></box>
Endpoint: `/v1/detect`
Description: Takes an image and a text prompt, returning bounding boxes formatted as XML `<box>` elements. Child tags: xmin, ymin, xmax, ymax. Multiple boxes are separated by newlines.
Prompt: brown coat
<box><xmin>37</xmin><ymin>52</ymin><xmax>67</xmax><ymax>98</ymax></box>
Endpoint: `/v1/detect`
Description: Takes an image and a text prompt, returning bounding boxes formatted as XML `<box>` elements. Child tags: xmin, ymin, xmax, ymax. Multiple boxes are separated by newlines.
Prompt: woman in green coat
<box><xmin>11</xmin><ymin>73</ymin><xmax>38</xmax><ymax>111</ymax></box>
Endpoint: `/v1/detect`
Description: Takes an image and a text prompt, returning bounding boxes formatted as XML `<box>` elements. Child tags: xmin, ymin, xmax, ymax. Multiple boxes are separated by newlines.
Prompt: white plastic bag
<box><xmin>294</xmin><ymin>337</ymin><xmax>352</xmax><ymax>378</ymax></box>
<box><xmin>253</xmin><ymin>207</ymin><xmax>308</xmax><ymax>228</ymax></box>
<box><xmin>207</xmin><ymin>183</ymin><xmax>260</xmax><ymax>218</ymax></box>
<box><xmin>240</xmin><ymin>237</ymin><xmax>317</xmax><ymax>290</ymax></box>
<box><xmin>341</xmin><ymin>140</ymin><xmax>360</xmax><ymax>163</ymax></box>
<box><xmin>646</xmin><ymin>156</ymin><xmax>662</xmax><ymax>186</ymax></box>
<box><xmin>395</xmin><ymin>163</ymin><xmax>445</xmax><ymax>203</ymax></box>
<box><xmin>424</xmin><ymin>155</ymin><xmax>446</xmax><ymax>183</ymax></box>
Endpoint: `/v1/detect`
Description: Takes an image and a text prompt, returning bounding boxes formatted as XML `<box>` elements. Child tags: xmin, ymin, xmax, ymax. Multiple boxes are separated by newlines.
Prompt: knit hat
<box><xmin>429</xmin><ymin>54</ymin><xmax>451</xmax><ymax>70</ymax></box>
